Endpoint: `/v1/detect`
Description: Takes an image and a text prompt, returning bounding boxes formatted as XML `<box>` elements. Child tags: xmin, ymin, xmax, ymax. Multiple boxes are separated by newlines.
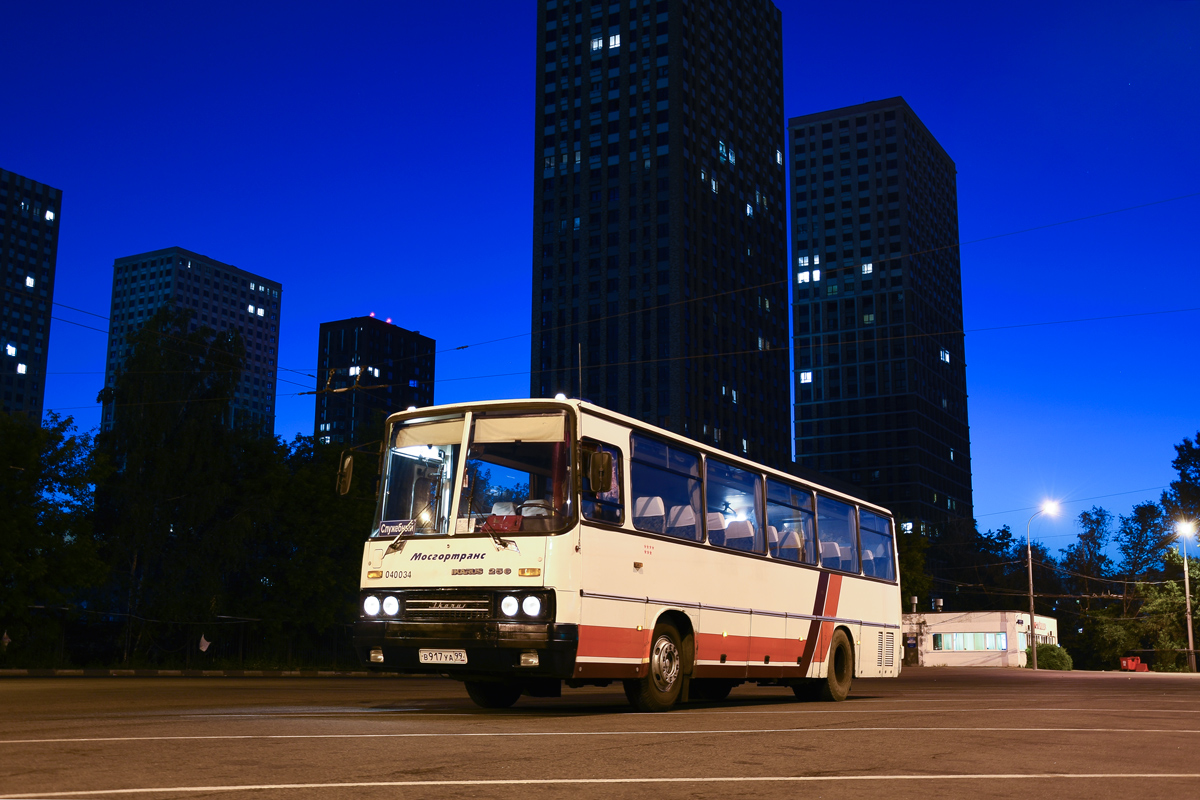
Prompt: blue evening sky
<box><xmin>3</xmin><ymin>1</ymin><xmax>1197</xmax><ymax>553</ymax></box>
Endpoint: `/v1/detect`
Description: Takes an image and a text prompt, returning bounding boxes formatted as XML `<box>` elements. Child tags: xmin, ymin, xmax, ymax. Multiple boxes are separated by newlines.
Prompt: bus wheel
<box><xmin>819</xmin><ymin>629</ymin><xmax>853</xmax><ymax>702</ymax></box>
<box><xmin>623</xmin><ymin>621</ymin><xmax>683</xmax><ymax>712</ymax></box>
<box><xmin>689</xmin><ymin>679</ymin><xmax>734</xmax><ymax>702</ymax></box>
<box><xmin>464</xmin><ymin>680</ymin><xmax>522</xmax><ymax>709</ymax></box>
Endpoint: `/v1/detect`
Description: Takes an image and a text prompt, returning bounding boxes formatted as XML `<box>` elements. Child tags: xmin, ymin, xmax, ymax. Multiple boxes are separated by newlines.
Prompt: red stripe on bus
<box><xmin>798</xmin><ymin>572</ymin><xmax>830</xmax><ymax>674</ymax></box>
<box><xmin>577</xmin><ymin>624</ymin><xmax>650</xmax><ymax>660</ymax></box>
<box><xmin>812</xmin><ymin>573</ymin><xmax>844</xmax><ymax>664</ymax></box>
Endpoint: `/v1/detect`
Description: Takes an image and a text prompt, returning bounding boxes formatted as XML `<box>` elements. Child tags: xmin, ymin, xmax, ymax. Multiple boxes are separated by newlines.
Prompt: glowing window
<box><xmin>776</xmin><ymin>149</ymin><xmax>783</xmax><ymax>165</ymax></box>
<box><xmin>812</xmin><ymin>269</ymin><xmax>821</xmax><ymax>281</ymax></box>
<box><xmin>25</xmin><ymin>276</ymin><xmax>34</xmax><ymax>288</ymax></box>
<box><xmin>608</xmin><ymin>34</ymin><xmax>620</xmax><ymax>48</ymax></box>
<box><xmin>800</xmin><ymin>371</ymin><xmax>813</xmax><ymax>384</ymax></box>
<box><xmin>711</xmin><ymin>179</ymin><xmax>719</xmax><ymax>194</ymax></box>
<box><xmin>745</xmin><ymin>203</ymin><xmax>753</xmax><ymax>217</ymax></box>
<box><xmin>797</xmin><ymin>255</ymin><xmax>810</xmax><ymax>267</ymax></box>
<box><xmin>247</xmin><ymin>304</ymin><xmax>255</xmax><ymax>313</ymax></box>
<box><xmin>797</xmin><ymin>271</ymin><xmax>810</xmax><ymax>284</ymax></box>
<box><xmin>349</xmin><ymin>366</ymin><xmax>360</xmax><ymax>376</ymax></box>
<box><xmin>861</xmin><ymin>262</ymin><xmax>873</xmax><ymax>275</ymax></box>
<box><xmin>940</xmin><ymin>349</ymin><xmax>950</xmax><ymax>363</ymax></box>
<box><xmin>5</xmin><ymin>344</ymin><xmax>15</xmax><ymax>356</ymax></box>
<box><xmin>256</xmin><ymin>308</ymin><xmax>264</xmax><ymax>317</ymax></box>
<box><xmin>45</xmin><ymin>210</ymin><xmax>55</xmax><ymax>222</ymax></box>
<box><xmin>813</xmin><ymin>254</ymin><xmax>821</xmax><ymax>265</ymax></box>
<box><xmin>17</xmin><ymin>363</ymin><xmax>27</xmax><ymax>374</ymax></box>
<box><xmin>591</xmin><ymin>37</ymin><xmax>603</xmax><ymax>51</ymax></box>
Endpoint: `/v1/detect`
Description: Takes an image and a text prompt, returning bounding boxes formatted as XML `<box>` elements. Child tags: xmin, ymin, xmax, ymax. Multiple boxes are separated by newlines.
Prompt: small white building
<box><xmin>902</xmin><ymin>610</ymin><xmax>1059</xmax><ymax>668</ymax></box>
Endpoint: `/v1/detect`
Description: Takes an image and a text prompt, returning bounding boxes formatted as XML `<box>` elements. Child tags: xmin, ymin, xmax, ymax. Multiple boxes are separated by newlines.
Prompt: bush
<box><xmin>1025</xmin><ymin>643</ymin><xmax>1073</xmax><ymax>670</ymax></box>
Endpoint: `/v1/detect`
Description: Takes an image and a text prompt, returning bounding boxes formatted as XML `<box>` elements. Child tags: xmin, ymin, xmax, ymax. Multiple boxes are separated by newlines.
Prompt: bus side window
<box><xmin>582</xmin><ymin>440</ymin><xmax>623</xmax><ymax>525</ymax></box>
<box><xmin>858</xmin><ymin>510</ymin><xmax>895</xmax><ymax>580</ymax></box>
<box><xmin>630</xmin><ymin>433</ymin><xmax>702</xmax><ymax>541</ymax></box>
<box><xmin>816</xmin><ymin>495</ymin><xmax>859</xmax><ymax>573</ymax></box>
<box><xmin>766</xmin><ymin>479</ymin><xmax>816</xmax><ymax>564</ymax></box>
<box><xmin>705</xmin><ymin>458</ymin><xmax>764</xmax><ymax>553</ymax></box>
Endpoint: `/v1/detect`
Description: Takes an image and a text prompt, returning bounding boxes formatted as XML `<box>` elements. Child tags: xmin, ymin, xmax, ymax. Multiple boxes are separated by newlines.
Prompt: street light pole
<box><xmin>1178</xmin><ymin>522</ymin><xmax>1197</xmax><ymax>673</ymax></box>
<box><xmin>1025</xmin><ymin>501</ymin><xmax>1059</xmax><ymax>671</ymax></box>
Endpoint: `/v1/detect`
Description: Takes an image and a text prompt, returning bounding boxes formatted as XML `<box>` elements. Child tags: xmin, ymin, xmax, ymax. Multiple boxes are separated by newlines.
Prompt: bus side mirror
<box><xmin>336</xmin><ymin>451</ymin><xmax>354</xmax><ymax>496</ymax></box>
<box><xmin>587</xmin><ymin>451</ymin><xmax>613</xmax><ymax>493</ymax></box>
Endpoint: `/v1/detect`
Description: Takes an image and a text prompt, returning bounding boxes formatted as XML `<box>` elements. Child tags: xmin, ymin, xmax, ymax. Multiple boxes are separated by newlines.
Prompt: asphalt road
<box><xmin>3</xmin><ymin>667</ymin><xmax>1199</xmax><ymax>799</ymax></box>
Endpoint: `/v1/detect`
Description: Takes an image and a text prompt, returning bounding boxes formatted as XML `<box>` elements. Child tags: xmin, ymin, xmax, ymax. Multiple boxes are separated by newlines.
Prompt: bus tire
<box><xmin>623</xmin><ymin>621</ymin><xmax>683</xmax><ymax>712</ymax></box>
<box><xmin>464</xmin><ymin>680</ymin><xmax>522</xmax><ymax>709</ymax></box>
<box><xmin>689</xmin><ymin>679</ymin><xmax>734</xmax><ymax>702</ymax></box>
<box><xmin>819</xmin><ymin>629</ymin><xmax>854</xmax><ymax>702</ymax></box>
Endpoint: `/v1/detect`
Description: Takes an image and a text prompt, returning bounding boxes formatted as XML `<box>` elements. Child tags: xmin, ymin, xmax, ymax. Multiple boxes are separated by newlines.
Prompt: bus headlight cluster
<box><xmin>499</xmin><ymin>593</ymin><xmax>546</xmax><ymax>619</ymax></box>
<box><xmin>363</xmin><ymin>595</ymin><xmax>401</xmax><ymax>617</ymax></box>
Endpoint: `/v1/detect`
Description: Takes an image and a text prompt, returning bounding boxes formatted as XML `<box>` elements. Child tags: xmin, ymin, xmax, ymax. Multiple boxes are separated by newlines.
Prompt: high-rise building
<box><xmin>789</xmin><ymin>97</ymin><xmax>972</xmax><ymax>528</ymax></box>
<box><xmin>1</xmin><ymin>168</ymin><xmax>62</xmax><ymax>421</ymax></box>
<box><xmin>102</xmin><ymin>247</ymin><xmax>282</xmax><ymax>432</ymax></box>
<box><xmin>529</xmin><ymin>0</ymin><xmax>791</xmax><ymax>469</ymax></box>
<box><xmin>314</xmin><ymin>316</ymin><xmax>435</xmax><ymax>446</ymax></box>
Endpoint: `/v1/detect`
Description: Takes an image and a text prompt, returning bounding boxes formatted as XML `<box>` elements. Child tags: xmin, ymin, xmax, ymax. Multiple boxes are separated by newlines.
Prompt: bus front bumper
<box><xmin>353</xmin><ymin>620</ymin><xmax>579</xmax><ymax>678</ymax></box>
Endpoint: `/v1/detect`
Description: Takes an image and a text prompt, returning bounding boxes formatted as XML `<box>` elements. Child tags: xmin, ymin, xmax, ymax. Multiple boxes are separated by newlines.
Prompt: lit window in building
<box><xmin>25</xmin><ymin>276</ymin><xmax>34</xmax><ymax>288</ymax></box>
<box><xmin>813</xmin><ymin>254</ymin><xmax>820</xmax><ymax>265</ymax></box>
<box><xmin>800</xmin><ymin>371</ymin><xmax>813</xmax><ymax>384</ymax></box>
<box><xmin>861</xmin><ymin>262</ymin><xmax>873</xmax><ymax>275</ymax></box>
<box><xmin>257</xmin><ymin>308</ymin><xmax>264</xmax><ymax>317</ymax></box>
<box><xmin>17</xmin><ymin>363</ymin><xmax>27</xmax><ymax>374</ymax></box>
<box><xmin>745</xmin><ymin>203</ymin><xmax>753</xmax><ymax>217</ymax></box>
<box><xmin>863</xmin><ymin>313</ymin><xmax>875</xmax><ymax>324</ymax></box>
<box><xmin>776</xmin><ymin>149</ymin><xmax>783</xmax><ymax>165</ymax></box>
<box><xmin>591</xmin><ymin>37</ymin><xmax>603</xmax><ymax>51</ymax></box>
<box><xmin>797</xmin><ymin>271</ymin><xmax>810</xmax><ymax>284</ymax></box>
<box><xmin>608</xmin><ymin>34</ymin><xmax>620</xmax><ymax>48</ymax></box>
<box><xmin>5</xmin><ymin>344</ymin><xmax>15</xmax><ymax>357</ymax></box>
<box><xmin>248</xmin><ymin>304</ymin><xmax>256</xmax><ymax>313</ymax></box>
<box><xmin>798</xmin><ymin>255</ymin><xmax>810</xmax><ymax>267</ymax></box>
<box><xmin>940</xmin><ymin>349</ymin><xmax>950</xmax><ymax>363</ymax></box>
<box><xmin>349</xmin><ymin>366</ymin><xmax>360</xmax><ymax>376</ymax></box>
<box><xmin>45</xmin><ymin>209</ymin><xmax>55</xmax><ymax>222</ymax></box>
<box><xmin>711</xmin><ymin>179</ymin><xmax>719</xmax><ymax>194</ymax></box>
<box><xmin>812</xmin><ymin>269</ymin><xmax>821</xmax><ymax>281</ymax></box>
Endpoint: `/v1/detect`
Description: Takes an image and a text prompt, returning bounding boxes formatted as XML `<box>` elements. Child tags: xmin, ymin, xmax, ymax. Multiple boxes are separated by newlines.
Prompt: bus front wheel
<box><xmin>464</xmin><ymin>680</ymin><xmax>522</xmax><ymax>709</ymax></box>
<box><xmin>623</xmin><ymin>621</ymin><xmax>683</xmax><ymax>712</ymax></box>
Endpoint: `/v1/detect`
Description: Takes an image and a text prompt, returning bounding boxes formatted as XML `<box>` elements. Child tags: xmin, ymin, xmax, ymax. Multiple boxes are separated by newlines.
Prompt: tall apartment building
<box><xmin>314</xmin><ymin>315</ymin><xmax>435</xmax><ymax>446</ymax></box>
<box><xmin>529</xmin><ymin>0</ymin><xmax>791</xmax><ymax>469</ymax></box>
<box><xmin>1</xmin><ymin>168</ymin><xmax>61</xmax><ymax>421</ymax></box>
<box><xmin>789</xmin><ymin>97</ymin><xmax>972</xmax><ymax>528</ymax></box>
<box><xmin>102</xmin><ymin>247</ymin><xmax>282</xmax><ymax>432</ymax></box>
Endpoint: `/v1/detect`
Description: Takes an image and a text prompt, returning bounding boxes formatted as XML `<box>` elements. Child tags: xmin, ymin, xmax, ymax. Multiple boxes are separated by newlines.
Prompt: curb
<box><xmin>0</xmin><ymin>669</ymin><xmax>407</xmax><ymax>678</ymax></box>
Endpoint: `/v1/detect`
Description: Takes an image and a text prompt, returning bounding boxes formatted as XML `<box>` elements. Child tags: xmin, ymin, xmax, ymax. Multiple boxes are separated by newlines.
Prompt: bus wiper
<box><xmin>464</xmin><ymin>475</ymin><xmax>519</xmax><ymax>554</ymax></box>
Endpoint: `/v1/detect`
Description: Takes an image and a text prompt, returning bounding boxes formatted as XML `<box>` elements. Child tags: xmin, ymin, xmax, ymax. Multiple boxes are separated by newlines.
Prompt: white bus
<box><xmin>353</xmin><ymin>398</ymin><xmax>901</xmax><ymax>711</ymax></box>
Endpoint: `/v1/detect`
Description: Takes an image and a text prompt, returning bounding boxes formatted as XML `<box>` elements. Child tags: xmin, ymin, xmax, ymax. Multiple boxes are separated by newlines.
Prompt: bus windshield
<box><xmin>372</xmin><ymin>411</ymin><xmax>573</xmax><ymax>539</ymax></box>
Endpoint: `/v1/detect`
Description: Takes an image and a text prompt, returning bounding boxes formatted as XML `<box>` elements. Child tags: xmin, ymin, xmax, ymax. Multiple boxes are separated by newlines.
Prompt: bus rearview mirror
<box><xmin>587</xmin><ymin>451</ymin><xmax>613</xmax><ymax>493</ymax></box>
<box><xmin>336</xmin><ymin>451</ymin><xmax>354</xmax><ymax>495</ymax></box>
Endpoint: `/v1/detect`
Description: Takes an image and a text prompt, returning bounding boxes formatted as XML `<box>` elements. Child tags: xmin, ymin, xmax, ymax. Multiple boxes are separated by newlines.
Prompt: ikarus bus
<box><xmin>352</xmin><ymin>398</ymin><xmax>902</xmax><ymax>711</ymax></box>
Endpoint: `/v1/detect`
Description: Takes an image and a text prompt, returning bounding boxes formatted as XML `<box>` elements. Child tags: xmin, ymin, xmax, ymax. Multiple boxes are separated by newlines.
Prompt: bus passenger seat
<box><xmin>861</xmin><ymin>549</ymin><xmax>875</xmax><ymax>576</ymax></box>
<box><xmin>667</xmin><ymin>505</ymin><xmax>697</xmax><ymax>540</ymax></box>
<box><xmin>633</xmin><ymin>496</ymin><xmax>666</xmax><ymax>533</ymax></box>
<box><xmin>779</xmin><ymin>529</ymin><xmax>804</xmax><ymax>562</ymax></box>
<box><xmin>723</xmin><ymin>520</ymin><xmax>754</xmax><ymax>550</ymax></box>
<box><xmin>706</xmin><ymin>512</ymin><xmax>726</xmax><ymax>546</ymax></box>
<box><xmin>820</xmin><ymin>540</ymin><xmax>842</xmax><ymax>568</ymax></box>
<box><xmin>766</xmin><ymin>525</ymin><xmax>780</xmax><ymax>556</ymax></box>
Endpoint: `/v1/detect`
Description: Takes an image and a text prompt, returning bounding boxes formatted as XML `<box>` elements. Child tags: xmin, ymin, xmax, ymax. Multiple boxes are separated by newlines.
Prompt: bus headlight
<box><xmin>382</xmin><ymin>596</ymin><xmax>400</xmax><ymax>616</ymax></box>
<box><xmin>363</xmin><ymin>595</ymin><xmax>381</xmax><ymax>616</ymax></box>
<box><xmin>500</xmin><ymin>595</ymin><xmax>519</xmax><ymax>617</ymax></box>
<box><xmin>522</xmin><ymin>595</ymin><xmax>542</xmax><ymax>617</ymax></box>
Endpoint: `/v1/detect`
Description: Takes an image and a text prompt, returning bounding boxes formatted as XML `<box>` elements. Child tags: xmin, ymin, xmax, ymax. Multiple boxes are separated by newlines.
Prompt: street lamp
<box><xmin>1026</xmin><ymin>500</ymin><xmax>1059</xmax><ymax>671</ymax></box>
<box><xmin>1177</xmin><ymin>521</ymin><xmax>1197</xmax><ymax>673</ymax></box>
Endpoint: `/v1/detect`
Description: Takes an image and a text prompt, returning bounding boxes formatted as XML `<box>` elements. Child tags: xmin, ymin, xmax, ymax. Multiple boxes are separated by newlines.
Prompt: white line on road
<box><xmin>5</xmin><ymin>726</ymin><xmax>1200</xmax><ymax>745</ymax></box>
<box><xmin>8</xmin><ymin>773</ymin><xmax>1200</xmax><ymax>798</ymax></box>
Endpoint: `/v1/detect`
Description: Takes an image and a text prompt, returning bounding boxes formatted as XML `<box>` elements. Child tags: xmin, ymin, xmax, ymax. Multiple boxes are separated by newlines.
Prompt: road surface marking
<box><xmin>9</xmin><ymin>774</ymin><xmax>1200</xmax><ymax>797</ymax></box>
<box><xmin>5</xmin><ymin>726</ymin><xmax>1200</xmax><ymax>745</ymax></box>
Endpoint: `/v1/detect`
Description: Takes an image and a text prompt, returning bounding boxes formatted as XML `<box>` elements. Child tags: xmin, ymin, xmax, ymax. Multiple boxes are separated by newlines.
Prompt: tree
<box><xmin>1161</xmin><ymin>432</ymin><xmax>1200</xmax><ymax>525</ymax></box>
<box><xmin>0</xmin><ymin>412</ymin><xmax>104</xmax><ymax>664</ymax></box>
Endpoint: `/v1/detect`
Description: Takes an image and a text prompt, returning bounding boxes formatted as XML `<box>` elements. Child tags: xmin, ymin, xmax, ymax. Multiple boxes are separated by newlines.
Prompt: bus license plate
<box><xmin>419</xmin><ymin>649</ymin><xmax>468</xmax><ymax>665</ymax></box>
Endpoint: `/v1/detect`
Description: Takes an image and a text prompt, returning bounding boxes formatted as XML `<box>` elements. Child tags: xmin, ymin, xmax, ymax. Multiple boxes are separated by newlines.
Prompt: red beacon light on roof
<box><xmin>369</xmin><ymin>312</ymin><xmax>376</xmax><ymax>317</ymax></box>
<box><xmin>386</xmin><ymin>318</ymin><xmax>392</xmax><ymax>324</ymax></box>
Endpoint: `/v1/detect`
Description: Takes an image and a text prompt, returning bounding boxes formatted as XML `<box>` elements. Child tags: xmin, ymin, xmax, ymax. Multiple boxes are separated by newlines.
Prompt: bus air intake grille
<box><xmin>403</xmin><ymin>593</ymin><xmax>492</xmax><ymax>620</ymax></box>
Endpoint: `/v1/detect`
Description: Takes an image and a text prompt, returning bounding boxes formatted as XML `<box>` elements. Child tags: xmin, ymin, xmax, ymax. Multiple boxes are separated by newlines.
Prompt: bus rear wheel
<box><xmin>819</xmin><ymin>629</ymin><xmax>854</xmax><ymax>701</ymax></box>
<box><xmin>464</xmin><ymin>680</ymin><xmax>522</xmax><ymax>709</ymax></box>
<box><xmin>623</xmin><ymin>621</ymin><xmax>683</xmax><ymax>712</ymax></box>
